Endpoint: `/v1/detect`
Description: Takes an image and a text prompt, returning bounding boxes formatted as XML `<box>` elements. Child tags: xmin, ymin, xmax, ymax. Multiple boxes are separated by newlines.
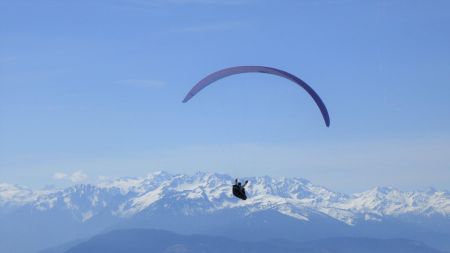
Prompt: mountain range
<box><xmin>1</xmin><ymin>171</ymin><xmax>449</xmax><ymax>253</ymax></box>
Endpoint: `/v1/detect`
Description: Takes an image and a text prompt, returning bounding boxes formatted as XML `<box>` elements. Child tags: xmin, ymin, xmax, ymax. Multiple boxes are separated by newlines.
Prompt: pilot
<box><xmin>232</xmin><ymin>178</ymin><xmax>248</xmax><ymax>200</ymax></box>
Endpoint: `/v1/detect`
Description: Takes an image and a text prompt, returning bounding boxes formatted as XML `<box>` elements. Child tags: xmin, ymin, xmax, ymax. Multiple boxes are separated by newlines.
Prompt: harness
<box><xmin>232</xmin><ymin>184</ymin><xmax>247</xmax><ymax>200</ymax></box>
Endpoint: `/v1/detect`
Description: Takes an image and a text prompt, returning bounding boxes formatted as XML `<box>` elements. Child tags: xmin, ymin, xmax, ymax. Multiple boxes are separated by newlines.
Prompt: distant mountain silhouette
<box><xmin>63</xmin><ymin>229</ymin><xmax>444</xmax><ymax>253</ymax></box>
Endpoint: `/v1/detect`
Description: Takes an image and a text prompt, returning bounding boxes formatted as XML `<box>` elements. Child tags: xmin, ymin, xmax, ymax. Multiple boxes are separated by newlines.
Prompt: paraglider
<box><xmin>232</xmin><ymin>179</ymin><xmax>248</xmax><ymax>200</ymax></box>
<box><xmin>182</xmin><ymin>66</ymin><xmax>330</xmax><ymax>127</ymax></box>
<box><xmin>182</xmin><ymin>66</ymin><xmax>331</xmax><ymax>201</ymax></box>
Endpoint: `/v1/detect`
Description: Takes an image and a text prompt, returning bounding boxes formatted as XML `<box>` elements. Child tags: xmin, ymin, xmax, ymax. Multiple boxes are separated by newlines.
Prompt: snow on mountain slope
<box><xmin>338</xmin><ymin>186</ymin><xmax>450</xmax><ymax>218</ymax></box>
<box><xmin>0</xmin><ymin>172</ymin><xmax>449</xmax><ymax>225</ymax></box>
<box><xmin>0</xmin><ymin>183</ymin><xmax>53</xmax><ymax>206</ymax></box>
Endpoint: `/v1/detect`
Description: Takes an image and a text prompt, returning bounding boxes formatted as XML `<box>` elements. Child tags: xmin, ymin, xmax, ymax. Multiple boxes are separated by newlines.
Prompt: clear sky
<box><xmin>1</xmin><ymin>0</ymin><xmax>449</xmax><ymax>193</ymax></box>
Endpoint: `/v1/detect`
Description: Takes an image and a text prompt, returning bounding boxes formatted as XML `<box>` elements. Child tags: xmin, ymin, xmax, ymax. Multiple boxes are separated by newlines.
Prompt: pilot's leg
<box><xmin>242</xmin><ymin>189</ymin><xmax>247</xmax><ymax>200</ymax></box>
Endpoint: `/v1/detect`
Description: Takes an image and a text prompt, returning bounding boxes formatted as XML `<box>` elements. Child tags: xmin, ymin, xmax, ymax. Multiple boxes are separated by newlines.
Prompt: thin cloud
<box><xmin>70</xmin><ymin>170</ymin><xmax>88</xmax><ymax>183</ymax></box>
<box><xmin>116</xmin><ymin>79</ymin><xmax>165</xmax><ymax>88</ymax></box>
<box><xmin>173</xmin><ymin>21</ymin><xmax>252</xmax><ymax>33</ymax></box>
<box><xmin>53</xmin><ymin>172</ymin><xmax>67</xmax><ymax>180</ymax></box>
<box><xmin>166</xmin><ymin>0</ymin><xmax>251</xmax><ymax>4</ymax></box>
<box><xmin>53</xmin><ymin>170</ymin><xmax>88</xmax><ymax>183</ymax></box>
<box><xmin>130</xmin><ymin>0</ymin><xmax>252</xmax><ymax>6</ymax></box>
<box><xmin>98</xmin><ymin>175</ymin><xmax>110</xmax><ymax>182</ymax></box>
<box><xmin>95</xmin><ymin>0</ymin><xmax>253</xmax><ymax>13</ymax></box>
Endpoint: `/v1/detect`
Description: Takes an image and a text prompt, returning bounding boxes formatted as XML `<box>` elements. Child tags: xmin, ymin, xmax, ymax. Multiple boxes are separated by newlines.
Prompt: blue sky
<box><xmin>1</xmin><ymin>0</ymin><xmax>449</xmax><ymax>192</ymax></box>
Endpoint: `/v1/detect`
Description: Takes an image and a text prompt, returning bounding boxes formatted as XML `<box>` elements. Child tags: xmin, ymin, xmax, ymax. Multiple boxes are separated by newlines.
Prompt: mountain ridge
<box><xmin>1</xmin><ymin>171</ymin><xmax>448</xmax><ymax>225</ymax></box>
<box><xmin>1</xmin><ymin>171</ymin><xmax>449</xmax><ymax>253</ymax></box>
<box><xmin>57</xmin><ymin>228</ymin><xmax>446</xmax><ymax>253</ymax></box>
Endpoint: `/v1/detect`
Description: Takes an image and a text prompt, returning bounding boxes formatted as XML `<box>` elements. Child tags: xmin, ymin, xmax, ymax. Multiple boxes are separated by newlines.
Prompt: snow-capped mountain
<box><xmin>338</xmin><ymin>186</ymin><xmax>450</xmax><ymax>219</ymax></box>
<box><xmin>1</xmin><ymin>171</ymin><xmax>449</xmax><ymax>253</ymax></box>
<box><xmin>1</xmin><ymin>171</ymin><xmax>448</xmax><ymax>224</ymax></box>
<box><xmin>0</xmin><ymin>183</ymin><xmax>53</xmax><ymax>207</ymax></box>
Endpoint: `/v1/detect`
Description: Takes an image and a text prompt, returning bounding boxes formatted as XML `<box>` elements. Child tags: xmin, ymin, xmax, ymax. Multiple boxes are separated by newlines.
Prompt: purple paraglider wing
<box><xmin>182</xmin><ymin>66</ymin><xmax>330</xmax><ymax>127</ymax></box>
